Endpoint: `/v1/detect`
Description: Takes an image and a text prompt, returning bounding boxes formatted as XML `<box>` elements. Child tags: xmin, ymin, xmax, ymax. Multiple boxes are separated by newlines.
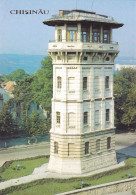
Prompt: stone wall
<box><xmin>57</xmin><ymin>177</ymin><xmax>136</xmax><ymax>195</ymax></box>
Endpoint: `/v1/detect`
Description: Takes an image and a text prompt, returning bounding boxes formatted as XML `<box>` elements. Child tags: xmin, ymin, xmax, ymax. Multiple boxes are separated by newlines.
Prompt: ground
<box><xmin>0</xmin><ymin>132</ymin><xmax>136</xmax><ymax>195</ymax></box>
<box><xmin>0</xmin><ymin>132</ymin><xmax>136</xmax><ymax>166</ymax></box>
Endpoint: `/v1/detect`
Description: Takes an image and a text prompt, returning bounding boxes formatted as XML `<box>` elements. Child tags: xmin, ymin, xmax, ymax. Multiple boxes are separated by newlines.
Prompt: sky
<box><xmin>0</xmin><ymin>0</ymin><xmax>136</xmax><ymax>57</ymax></box>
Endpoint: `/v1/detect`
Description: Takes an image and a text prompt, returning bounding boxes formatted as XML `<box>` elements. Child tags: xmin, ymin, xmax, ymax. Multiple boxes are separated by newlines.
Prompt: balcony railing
<box><xmin>49</xmin><ymin>40</ymin><xmax>118</xmax><ymax>44</ymax></box>
<box><xmin>48</xmin><ymin>40</ymin><xmax>118</xmax><ymax>52</ymax></box>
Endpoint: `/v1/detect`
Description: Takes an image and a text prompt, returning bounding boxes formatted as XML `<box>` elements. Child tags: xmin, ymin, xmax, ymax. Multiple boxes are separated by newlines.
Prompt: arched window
<box><xmin>107</xmin><ymin>137</ymin><xmax>111</xmax><ymax>149</ymax></box>
<box><xmin>96</xmin><ymin>139</ymin><xmax>100</xmax><ymax>152</ymax></box>
<box><xmin>57</xmin><ymin>76</ymin><xmax>61</xmax><ymax>89</ymax></box>
<box><xmin>56</xmin><ymin>112</ymin><xmax>60</xmax><ymax>124</ymax></box>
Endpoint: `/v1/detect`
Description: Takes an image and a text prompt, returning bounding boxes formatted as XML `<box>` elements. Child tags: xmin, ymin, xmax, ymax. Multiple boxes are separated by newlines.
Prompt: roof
<box><xmin>43</xmin><ymin>9</ymin><xmax>124</xmax><ymax>28</ymax></box>
<box><xmin>5</xmin><ymin>81</ymin><xmax>16</xmax><ymax>92</ymax></box>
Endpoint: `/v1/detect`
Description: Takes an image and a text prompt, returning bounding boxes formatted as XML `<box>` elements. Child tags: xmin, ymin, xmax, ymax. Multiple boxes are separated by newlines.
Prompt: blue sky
<box><xmin>0</xmin><ymin>0</ymin><xmax>136</xmax><ymax>57</ymax></box>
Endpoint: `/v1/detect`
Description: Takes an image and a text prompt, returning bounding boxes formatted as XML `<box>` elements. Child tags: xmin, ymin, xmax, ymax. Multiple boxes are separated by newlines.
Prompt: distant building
<box><xmin>4</xmin><ymin>81</ymin><xmax>16</xmax><ymax>92</ymax></box>
<box><xmin>0</xmin><ymin>94</ymin><xmax>3</xmax><ymax>113</ymax></box>
<box><xmin>115</xmin><ymin>64</ymin><xmax>136</xmax><ymax>71</ymax></box>
<box><xmin>9</xmin><ymin>101</ymin><xmax>49</xmax><ymax>130</ymax></box>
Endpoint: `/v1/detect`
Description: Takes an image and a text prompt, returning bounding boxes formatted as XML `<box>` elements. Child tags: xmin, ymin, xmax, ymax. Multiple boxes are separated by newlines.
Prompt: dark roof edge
<box><xmin>43</xmin><ymin>20</ymin><xmax>124</xmax><ymax>29</ymax></box>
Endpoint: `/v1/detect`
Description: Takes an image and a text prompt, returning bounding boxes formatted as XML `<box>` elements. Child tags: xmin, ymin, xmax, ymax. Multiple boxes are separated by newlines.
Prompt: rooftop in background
<box><xmin>115</xmin><ymin>64</ymin><xmax>136</xmax><ymax>71</ymax></box>
<box><xmin>43</xmin><ymin>9</ymin><xmax>124</xmax><ymax>28</ymax></box>
<box><xmin>4</xmin><ymin>81</ymin><xmax>16</xmax><ymax>92</ymax></box>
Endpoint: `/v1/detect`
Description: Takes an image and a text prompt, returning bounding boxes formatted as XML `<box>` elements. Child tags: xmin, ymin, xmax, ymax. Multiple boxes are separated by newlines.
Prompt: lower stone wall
<box><xmin>57</xmin><ymin>177</ymin><xmax>136</xmax><ymax>195</ymax></box>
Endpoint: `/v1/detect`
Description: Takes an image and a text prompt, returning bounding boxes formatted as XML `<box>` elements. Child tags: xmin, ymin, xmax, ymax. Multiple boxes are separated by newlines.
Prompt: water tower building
<box><xmin>43</xmin><ymin>9</ymin><xmax>123</xmax><ymax>174</ymax></box>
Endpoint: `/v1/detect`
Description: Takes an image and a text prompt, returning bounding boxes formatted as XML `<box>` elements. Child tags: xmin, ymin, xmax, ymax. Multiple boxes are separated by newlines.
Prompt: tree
<box><xmin>2</xmin><ymin>69</ymin><xmax>29</xmax><ymax>82</ymax></box>
<box><xmin>10</xmin><ymin>75</ymin><xmax>35</xmax><ymax>130</ymax></box>
<box><xmin>0</xmin><ymin>104</ymin><xmax>14</xmax><ymax>137</ymax></box>
<box><xmin>31</xmin><ymin>56</ymin><xmax>53</xmax><ymax>111</ymax></box>
<box><xmin>6</xmin><ymin>56</ymin><xmax>52</xmax><ymax>135</ymax></box>
<box><xmin>114</xmin><ymin>68</ymin><xmax>136</xmax><ymax>131</ymax></box>
<box><xmin>25</xmin><ymin>112</ymin><xmax>48</xmax><ymax>143</ymax></box>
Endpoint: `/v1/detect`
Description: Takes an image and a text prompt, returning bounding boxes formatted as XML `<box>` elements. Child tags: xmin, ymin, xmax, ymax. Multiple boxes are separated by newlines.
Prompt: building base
<box><xmin>48</xmin><ymin>129</ymin><xmax>117</xmax><ymax>174</ymax></box>
<box><xmin>48</xmin><ymin>151</ymin><xmax>117</xmax><ymax>174</ymax></box>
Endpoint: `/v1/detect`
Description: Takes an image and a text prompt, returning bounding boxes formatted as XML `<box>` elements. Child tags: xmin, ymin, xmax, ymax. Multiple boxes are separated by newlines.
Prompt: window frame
<box><xmin>105</xmin><ymin>76</ymin><xmax>109</xmax><ymax>89</ymax></box>
<box><xmin>83</xmin><ymin>112</ymin><xmax>88</xmax><ymax>125</ymax></box>
<box><xmin>67</xmin><ymin>26</ymin><xmax>77</xmax><ymax>42</ymax></box>
<box><xmin>85</xmin><ymin>142</ymin><xmax>89</xmax><ymax>155</ymax></box>
<box><xmin>56</xmin><ymin>111</ymin><xmax>60</xmax><ymax>124</ymax></box>
<box><xmin>81</xmin><ymin>26</ymin><xmax>90</xmax><ymax>42</ymax></box>
<box><xmin>106</xmin><ymin>109</ymin><xmax>110</xmax><ymax>122</ymax></box>
<box><xmin>57</xmin><ymin>76</ymin><xmax>62</xmax><ymax>89</ymax></box>
<box><xmin>83</xmin><ymin>77</ymin><xmax>87</xmax><ymax>90</ymax></box>
<box><xmin>92</xmin><ymin>27</ymin><xmax>101</xmax><ymax>43</ymax></box>
<box><xmin>107</xmin><ymin>137</ymin><xmax>111</xmax><ymax>149</ymax></box>
<box><xmin>57</xmin><ymin>29</ymin><xmax>62</xmax><ymax>42</ymax></box>
<box><xmin>103</xmin><ymin>28</ymin><xmax>110</xmax><ymax>44</ymax></box>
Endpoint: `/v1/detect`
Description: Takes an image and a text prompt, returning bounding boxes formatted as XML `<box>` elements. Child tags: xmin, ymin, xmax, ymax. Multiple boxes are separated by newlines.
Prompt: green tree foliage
<box><xmin>31</xmin><ymin>56</ymin><xmax>53</xmax><ymax>111</ymax></box>
<box><xmin>25</xmin><ymin>112</ymin><xmax>48</xmax><ymax>143</ymax></box>
<box><xmin>0</xmin><ymin>104</ymin><xmax>14</xmax><ymax>137</ymax></box>
<box><xmin>7</xmin><ymin>56</ymin><xmax>53</xmax><ymax>135</ymax></box>
<box><xmin>114</xmin><ymin>68</ymin><xmax>136</xmax><ymax>131</ymax></box>
<box><xmin>2</xmin><ymin>69</ymin><xmax>29</xmax><ymax>82</ymax></box>
<box><xmin>0</xmin><ymin>75</ymin><xmax>4</xmax><ymax>84</ymax></box>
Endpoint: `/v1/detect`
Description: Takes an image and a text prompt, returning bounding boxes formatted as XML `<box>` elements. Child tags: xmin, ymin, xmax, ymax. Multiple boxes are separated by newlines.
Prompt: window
<box><xmin>57</xmin><ymin>76</ymin><xmax>61</xmax><ymax>89</ymax></box>
<box><xmin>83</xmin><ymin>77</ymin><xmax>87</xmax><ymax>90</ymax></box>
<box><xmin>106</xmin><ymin>57</ymin><xmax>110</xmax><ymax>61</ymax></box>
<box><xmin>95</xmin><ymin>110</ymin><xmax>99</xmax><ymax>124</ymax></box>
<box><xmin>57</xmin><ymin>29</ymin><xmax>62</xmax><ymax>42</ymax></box>
<box><xmin>106</xmin><ymin>109</ymin><xmax>110</xmax><ymax>122</ymax></box>
<box><xmin>83</xmin><ymin>56</ymin><xmax>88</xmax><ymax>61</ymax></box>
<box><xmin>85</xmin><ymin>142</ymin><xmax>89</xmax><ymax>154</ymax></box>
<box><xmin>68</xmin><ymin>143</ymin><xmax>74</xmax><ymax>156</ymax></box>
<box><xmin>68</xmin><ymin>113</ymin><xmax>75</xmax><ymax>127</ymax></box>
<box><xmin>107</xmin><ymin>137</ymin><xmax>111</xmax><ymax>149</ymax></box>
<box><xmin>96</xmin><ymin>139</ymin><xmax>100</xmax><ymax>152</ymax></box>
<box><xmin>67</xmin><ymin>26</ymin><xmax>77</xmax><ymax>42</ymax></box>
<box><xmin>54</xmin><ymin>142</ymin><xmax>58</xmax><ymax>154</ymax></box>
<box><xmin>56</xmin><ymin>112</ymin><xmax>60</xmax><ymax>124</ymax></box>
<box><xmin>103</xmin><ymin>28</ymin><xmax>110</xmax><ymax>43</ymax></box>
<box><xmin>84</xmin><ymin>112</ymin><xmax>88</xmax><ymax>124</ymax></box>
<box><xmin>105</xmin><ymin>76</ymin><xmax>109</xmax><ymax>89</ymax></box>
<box><xmin>94</xmin><ymin>76</ymin><xmax>99</xmax><ymax>91</ymax></box>
<box><xmin>92</xmin><ymin>27</ymin><xmax>100</xmax><ymax>43</ymax></box>
<box><xmin>81</xmin><ymin>26</ymin><xmax>90</xmax><ymax>42</ymax></box>
<box><xmin>68</xmin><ymin>77</ymin><xmax>75</xmax><ymax>91</ymax></box>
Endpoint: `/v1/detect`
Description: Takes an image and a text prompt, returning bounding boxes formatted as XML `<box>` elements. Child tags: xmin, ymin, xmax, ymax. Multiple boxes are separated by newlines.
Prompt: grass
<box><xmin>0</xmin><ymin>157</ymin><xmax>136</xmax><ymax>195</ymax></box>
<box><xmin>0</xmin><ymin>155</ymin><xmax>49</xmax><ymax>182</ymax></box>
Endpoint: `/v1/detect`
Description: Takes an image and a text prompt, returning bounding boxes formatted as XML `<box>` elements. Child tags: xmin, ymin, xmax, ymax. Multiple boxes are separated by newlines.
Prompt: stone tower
<box><xmin>43</xmin><ymin>9</ymin><xmax>123</xmax><ymax>174</ymax></box>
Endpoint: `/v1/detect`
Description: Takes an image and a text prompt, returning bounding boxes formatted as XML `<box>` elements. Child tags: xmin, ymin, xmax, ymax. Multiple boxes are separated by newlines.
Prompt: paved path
<box><xmin>0</xmin><ymin>161</ymin><xmax>125</xmax><ymax>191</ymax></box>
<box><xmin>0</xmin><ymin>142</ymin><xmax>50</xmax><ymax>167</ymax></box>
<box><xmin>0</xmin><ymin>132</ymin><xmax>136</xmax><ymax>194</ymax></box>
<box><xmin>115</xmin><ymin>132</ymin><xmax>136</xmax><ymax>157</ymax></box>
